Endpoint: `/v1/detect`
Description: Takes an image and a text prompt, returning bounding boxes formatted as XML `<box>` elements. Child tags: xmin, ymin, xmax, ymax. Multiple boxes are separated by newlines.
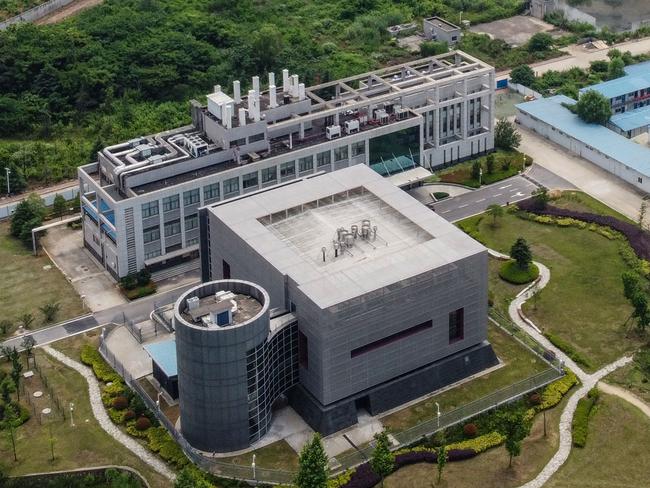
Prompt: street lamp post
<box><xmin>70</xmin><ymin>402</ymin><xmax>75</xmax><ymax>427</ymax></box>
<box><xmin>80</xmin><ymin>295</ymin><xmax>86</xmax><ymax>312</ymax></box>
<box><xmin>522</xmin><ymin>155</ymin><xmax>527</xmax><ymax>173</ymax></box>
<box><xmin>252</xmin><ymin>453</ymin><xmax>256</xmax><ymax>483</ymax></box>
<box><xmin>479</xmin><ymin>167</ymin><xmax>483</xmax><ymax>187</ymax></box>
<box><xmin>41</xmin><ymin>408</ymin><xmax>54</xmax><ymax>462</ymax></box>
<box><xmin>4</xmin><ymin>167</ymin><xmax>10</xmax><ymax>195</ymax></box>
<box><xmin>435</xmin><ymin>402</ymin><xmax>441</xmax><ymax>429</ymax></box>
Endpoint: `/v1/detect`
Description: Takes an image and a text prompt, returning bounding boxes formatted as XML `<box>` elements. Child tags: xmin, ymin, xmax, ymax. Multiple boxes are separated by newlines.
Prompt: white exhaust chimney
<box><xmin>233</xmin><ymin>80</ymin><xmax>241</xmax><ymax>103</ymax></box>
<box><xmin>238</xmin><ymin>108</ymin><xmax>247</xmax><ymax>127</ymax></box>
<box><xmin>223</xmin><ymin>104</ymin><xmax>232</xmax><ymax>129</ymax></box>
<box><xmin>291</xmin><ymin>75</ymin><xmax>299</xmax><ymax>98</ymax></box>
<box><xmin>252</xmin><ymin>76</ymin><xmax>260</xmax><ymax>95</ymax></box>
<box><xmin>269</xmin><ymin>72</ymin><xmax>275</xmax><ymax>88</ymax></box>
<box><xmin>247</xmin><ymin>89</ymin><xmax>256</xmax><ymax>113</ymax></box>
<box><xmin>282</xmin><ymin>69</ymin><xmax>290</xmax><ymax>93</ymax></box>
<box><xmin>214</xmin><ymin>84</ymin><xmax>221</xmax><ymax>94</ymax></box>
<box><xmin>269</xmin><ymin>85</ymin><xmax>278</xmax><ymax>108</ymax></box>
<box><xmin>299</xmin><ymin>83</ymin><xmax>306</xmax><ymax>100</ymax></box>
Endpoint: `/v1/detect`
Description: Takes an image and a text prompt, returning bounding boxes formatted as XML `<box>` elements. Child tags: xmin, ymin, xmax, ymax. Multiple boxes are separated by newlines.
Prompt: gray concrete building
<box><xmin>78</xmin><ymin>51</ymin><xmax>495</xmax><ymax>279</ymax></box>
<box><xmin>423</xmin><ymin>17</ymin><xmax>461</xmax><ymax>45</ymax></box>
<box><xmin>193</xmin><ymin>165</ymin><xmax>498</xmax><ymax>445</ymax></box>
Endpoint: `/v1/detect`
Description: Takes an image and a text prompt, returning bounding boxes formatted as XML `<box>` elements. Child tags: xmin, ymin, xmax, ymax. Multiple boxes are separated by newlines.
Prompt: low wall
<box><xmin>509</xmin><ymin>82</ymin><xmax>543</xmax><ymax>100</ymax></box>
<box><xmin>0</xmin><ymin>0</ymin><xmax>75</xmax><ymax>30</ymax></box>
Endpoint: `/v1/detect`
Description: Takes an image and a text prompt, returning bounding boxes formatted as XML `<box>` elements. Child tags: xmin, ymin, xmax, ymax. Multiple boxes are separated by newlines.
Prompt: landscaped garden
<box><xmin>545</xmin><ymin>393</ymin><xmax>650</xmax><ymax>488</ymax></box>
<box><xmin>433</xmin><ymin>149</ymin><xmax>530</xmax><ymax>188</ymax></box>
<box><xmin>458</xmin><ymin>192</ymin><xmax>641</xmax><ymax>372</ymax></box>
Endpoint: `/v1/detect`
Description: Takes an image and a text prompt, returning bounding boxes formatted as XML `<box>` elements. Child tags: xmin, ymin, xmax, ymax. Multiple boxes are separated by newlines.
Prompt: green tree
<box><xmin>531</xmin><ymin>187</ymin><xmax>549</xmax><ymax>210</ymax></box>
<box><xmin>20</xmin><ymin>313</ymin><xmax>34</xmax><ymax>330</ymax></box>
<box><xmin>486</xmin><ymin>153</ymin><xmax>496</xmax><ymax>174</ymax></box>
<box><xmin>10</xmin><ymin>350</ymin><xmax>22</xmax><ymax>402</ymax></box>
<box><xmin>510</xmin><ymin>65</ymin><xmax>535</xmax><ymax>87</ymax></box>
<box><xmin>510</xmin><ymin>237</ymin><xmax>532</xmax><ymax>270</ymax></box>
<box><xmin>608</xmin><ymin>57</ymin><xmax>625</xmax><ymax>80</ymax></box>
<box><xmin>295</xmin><ymin>433</ymin><xmax>328</xmax><ymax>488</ymax></box>
<box><xmin>370</xmin><ymin>430</ymin><xmax>395</xmax><ymax>487</ymax></box>
<box><xmin>0</xmin><ymin>163</ymin><xmax>26</xmax><ymax>195</ymax></box>
<box><xmin>52</xmin><ymin>194</ymin><xmax>68</xmax><ymax>220</ymax></box>
<box><xmin>498</xmin><ymin>409</ymin><xmax>532</xmax><ymax>467</ymax></box>
<box><xmin>639</xmin><ymin>201</ymin><xmax>647</xmax><ymax>230</ymax></box>
<box><xmin>607</xmin><ymin>48</ymin><xmax>622</xmax><ymax>60</ymax></box>
<box><xmin>419</xmin><ymin>41</ymin><xmax>448</xmax><ymax>57</ymax></box>
<box><xmin>174</xmin><ymin>466</ymin><xmax>213</xmax><ymax>488</ymax></box>
<box><xmin>251</xmin><ymin>24</ymin><xmax>284</xmax><ymax>72</ymax></box>
<box><xmin>494</xmin><ymin>118</ymin><xmax>521</xmax><ymax>150</ymax></box>
<box><xmin>10</xmin><ymin>193</ymin><xmax>47</xmax><ymax>246</ymax></box>
<box><xmin>0</xmin><ymin>320</ymin><xmax>10</xmax><ymax>336</ymax></box>
<box><xmin>486</xmin><ymin>204</ymin><xmax>504</xmax><ymax>226</ymax></box>
<box><xmin>471</xmin><ymin>160</ymin><xmax>482</xmax><ymax>182</ymax></box>
<box><xmin>575</xmin><ymin>90</ymin><xmax>611</xmax><ymax>124</ymax></box>
<box><xmin>20</xmin><ymin>335</ymin><xmax>36</xmax><ymax>358</ymax></box>
<box><xmin>436</xmin><ymin>443</ymin><xmax>447</xmax><ymax>483</ymax></box>
<box><xmin>528</xmin><ymin>32</ymin><xmax>553</xmax><ymax>52</ymax></box>
<box><xmin>39</xmin><ymin>302</ymin><xmax>61</xmax><ymax>323</ymax></box>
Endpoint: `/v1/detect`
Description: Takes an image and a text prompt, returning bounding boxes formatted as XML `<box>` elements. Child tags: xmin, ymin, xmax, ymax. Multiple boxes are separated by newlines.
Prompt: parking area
<box><xmin>470</xmin><ymin>15</ymin><xmax>564</xmax><ymax>46</ymax></box>
<box><xmin>41</xmin><ymin>225</ymin><xmax>125</xmax><ymax>312</ymax></box>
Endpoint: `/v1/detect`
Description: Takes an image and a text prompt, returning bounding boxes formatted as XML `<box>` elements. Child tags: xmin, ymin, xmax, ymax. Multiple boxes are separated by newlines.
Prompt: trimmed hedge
<box><xmin>544</xmin><ymin>332</ymin><xmax>592</xmax><ymax>370</ymax></box>
<box><xmin>80</xmin><ymin>345</ymin><xmax>121</xmax><ymax>383</ymax></box>
<box><xmin>499</xmin><ymin>260</ymin><xmax>540</xmax><ymax>284</ymax></box>
<box><xmin>147</xmin><ymin>426</ymin><xmax>189</xmax><ymax>468</ymax></box>
<box><xmin>537</xmin><ymin>370</ymin><xmax>579</xmax><ymax>412</ymax></box>
<box><xmin>572</xmin><ymin>387</ymin><xmax>599</xmax><ymax>447</ymax></box>
<box><xmin>517</xmin><ymin>200</ymin><xmax>650</xmax><ymax>260</ymax></box>
<box><xmin>446</xmin><ymin>431</ymin><xmax>505</xmax><ymax>453</ymax></box>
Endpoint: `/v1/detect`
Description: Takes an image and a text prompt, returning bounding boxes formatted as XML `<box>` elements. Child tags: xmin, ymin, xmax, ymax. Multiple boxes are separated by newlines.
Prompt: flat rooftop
<box><xmin>580</xmin><ymin>68</ymin><xmax>650</xmax><ymax>100</ymax></box>
<box><xmin>144</xmin><ymin>340</ymin><xmax>177</xmax><ymax>377</ymax></box>
<box><xmin>516</xmin><ymin>95</ymin><xmax>650</xmax><ymax>177</ymax></box>
<box><xmin>208</xmin><ymin>165</ymin><xmax>485</xmax><ymax>309</ymax></box>
<box><xmin>610</xmin><ymin>104</ymin><xmax>650</xmax><ymax>131</ymax></box>
<box><xmin>424</xmin><ymin>16</ymin><xmax>460</xmax><ymax>31</ymax></box>
<box><xmin>180</xmin><ymin>292</ymin><xmax>262</xmax><ymax>327</ymax></box>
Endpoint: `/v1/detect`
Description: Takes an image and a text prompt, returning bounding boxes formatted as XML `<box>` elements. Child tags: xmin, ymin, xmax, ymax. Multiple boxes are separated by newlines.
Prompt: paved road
<box><xmin>2</xmin><ymin>280</ymin><xmax>198</xmax><ymax>352</ymax></box>
<box><xmin>432</xmin><ymin>175</ymin><xmax>537</xmax><ymax>222</ymax></box>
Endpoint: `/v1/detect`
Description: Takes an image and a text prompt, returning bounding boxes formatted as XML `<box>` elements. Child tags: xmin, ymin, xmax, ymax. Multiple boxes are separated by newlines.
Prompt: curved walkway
<box><xmin>42</xmin><ymin>345</ymin><xmax>175</xmax><ymax>481</ymax></box>
<box><xmin>598</xmin><ymin>382</ymin><xmax>650</xmax><ymax>419</ymax></box>
<box><xmin>488</xmin><ymin>251</ymin><xmax>633</xmax><ymax>487</ymax></box>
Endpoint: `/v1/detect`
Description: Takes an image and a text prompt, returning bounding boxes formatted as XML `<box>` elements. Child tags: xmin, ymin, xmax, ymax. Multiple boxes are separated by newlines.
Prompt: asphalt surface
<box><xmin>2</xmin><ymin>281</ymin><xmax>198</xmax><ymax>352</ymax></box>
<box><xmin>432</xmin><ymin>175</ymin><xmax>537</xmax><ymax>222</ymax></box>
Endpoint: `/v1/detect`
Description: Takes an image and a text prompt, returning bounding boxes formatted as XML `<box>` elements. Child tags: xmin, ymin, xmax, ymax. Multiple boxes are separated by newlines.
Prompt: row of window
<box><xmin>142</xmin><ymin>214</ymin><xmax>197</xmax><ymax>243</ymax></box>
<box><xmin>141</xmin><ymin>185</ymin><xmax>221</xmax><ymax>218</ymax></box>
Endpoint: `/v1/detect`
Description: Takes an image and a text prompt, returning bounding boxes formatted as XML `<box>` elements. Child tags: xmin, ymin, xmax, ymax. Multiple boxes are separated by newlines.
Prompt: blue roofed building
<box><xmin>516</xmin><ymin>95</ymin><xmax>650</xmax><ymax>193</ymax></box>
<box><xmin>144</xmin><ymin>340</ymin><xmax>179</xmax><ymax>400</ymax></box>
<box><xmin>580</xmin><ymin>63</ymin><xmax>650</xmax><ymax>115</ymax></box>
<box><xmin>609</xmin><ymin>105</ymin><xmax>650</xmax><ymax>138</ymax></box>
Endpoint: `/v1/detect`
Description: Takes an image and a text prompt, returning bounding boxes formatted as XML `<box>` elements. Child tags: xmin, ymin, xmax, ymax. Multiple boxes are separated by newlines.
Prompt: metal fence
<box><xmin>0</xmin><ymin>0</ymin><xmax>75</xmax><ymax>30</ymax></box>
<box><xmin>98</xmin><ymin>319</ymin><xmax>563</xmax><ymax>483</ymax></box>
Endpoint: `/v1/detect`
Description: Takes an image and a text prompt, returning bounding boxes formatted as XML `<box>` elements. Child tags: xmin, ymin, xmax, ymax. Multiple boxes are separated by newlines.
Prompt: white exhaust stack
<box><xmin>282</xmin><ymin>69</ymin><xmax>290</xmax><ymax>93</ymax></box>
<box><xmin>247</xmin><ymin>89</ymin><xmax>256</xmax><ymax>113</ymax></box>
<box><xmin>238</xmin><ymin>108</ymin><xmax>247</xmax><ymax>127</ymax></box>
<box><xmin>214</xmin><ymin>85</ymin><xmax>221</xmax><ymax>94</ymax></box>
<box><xmin>269</xmin><ymin>85</ymin><xmax>278</xmax><ymax>108</ymax></box>
<box><xmin>291</xmin><ymin>75</ymin><xmax>299</xmax><ymax>98</ymax></box>
<box><xmin>233</xmin><ymin>80</ymin><xmax>241</xmax><ymax>103</ymax></box>
<box><xmin>299</xmin><ymin>83</ymin><xmax>306</xmax><ymax>100</ymax></box>
<box><xmin>268</xmin><ymin>72</ymin><xmax>275</xmax><ymax>88</ymax></box>
<box><xmin>252</xmin><ymin>76</ymin><xmax>260</xmax><ymax>96</ymax></box>
<box><xmin>223</xmin><ymin>104</ymin><xmax>232</xmax><ymax>129</ymax></box>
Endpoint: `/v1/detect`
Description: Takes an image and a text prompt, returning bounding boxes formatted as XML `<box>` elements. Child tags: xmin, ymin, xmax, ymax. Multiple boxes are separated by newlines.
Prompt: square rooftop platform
<box><xmin>207</xmin><ymin>165</ymin><xmax>485</xmax><ymax>309</ymax></box>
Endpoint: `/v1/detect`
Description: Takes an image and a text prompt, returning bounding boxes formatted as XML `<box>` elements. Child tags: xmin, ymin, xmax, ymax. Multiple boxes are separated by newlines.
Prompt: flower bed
<box><xmin>517</xmin><ymin>200</ymin><xmax>650</xmax><ymax>261</ymax></box>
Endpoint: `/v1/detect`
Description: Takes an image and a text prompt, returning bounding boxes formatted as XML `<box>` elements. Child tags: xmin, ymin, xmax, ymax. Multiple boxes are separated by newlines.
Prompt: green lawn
<box><xmin>459</xmin><ymin>201</ymin><xmax>638</xmax><ymax>372</ymax></box>
<box><xmin>383</xmin><ymin>394</ymin><xmax>568</xmax><ymax>488</ymax></box>
<box><xmin>0</xmin><ymin>221</ymin><xmax>83</xmax><ymax>337</ymax></box>
<box><xmin>221</xmin><ymin>440</ymin><xmax>299</xmax><ymax>471</ymax></box>
<box><xmin>606</xmin><ymin>359</ymin><xmax>650</xmax><ymax>405</ymax></box>
<box><xmin>0</xmin><ymin>350</ymin><xmax>169</xmax><ymax>488</ymax></box>
<box><xmin>546</xmin><ymin>394</ymin><xmax>650</xmax><ymax>488</ymax></box>
<box><xmin>382</xmin><ymin>323</ymin><xmax>548</xmax><ymax>431</ymax></box>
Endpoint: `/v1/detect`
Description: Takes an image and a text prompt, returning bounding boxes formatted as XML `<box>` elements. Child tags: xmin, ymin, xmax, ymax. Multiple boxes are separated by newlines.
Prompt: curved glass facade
<box><xmin>369</xmin><ymin>126</ymin><xmax>421</xmax><ymax>176</ymax></box>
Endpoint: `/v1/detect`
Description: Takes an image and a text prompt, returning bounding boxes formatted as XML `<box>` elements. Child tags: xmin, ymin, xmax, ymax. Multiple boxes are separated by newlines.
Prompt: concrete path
<box><xmin>494</xmin><ymin>249</ymin><xmax>633</xmax><ymax>487</ymax></box>
<box><xmin>598</xmin><ymin>382</ymin><xmax>650</xmax><ymax>419</ymax></box>
<box><xmin>42</xmin><ymin>345</ymin><xmax>175</xmax><ymax>481</ymax></box>
<box><xmin>2</xmin><ymin>314</ymin><xmax>98</xmax><ymax>351</ymax></box>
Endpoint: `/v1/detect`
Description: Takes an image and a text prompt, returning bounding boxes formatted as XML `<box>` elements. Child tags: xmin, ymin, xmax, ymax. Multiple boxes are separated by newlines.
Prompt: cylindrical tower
<box><xmin>174</xmin><ymin>280</ymin><xmax>270</xmax><ymax>452</ymax></box>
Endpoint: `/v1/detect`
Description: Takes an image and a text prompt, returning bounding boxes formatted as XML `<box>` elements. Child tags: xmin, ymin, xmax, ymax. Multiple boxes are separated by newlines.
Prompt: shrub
<box><xmin>463</xmin><ymin>423</ymin><xmax>478</xmax><ymax>438</ymax></box>
<box><xmin>528</xmin><ymin>393</ymin><xmax>542</xmax><ymax>406</ymax></box>
<box><xmin>572</xmin><ymin>392</ymin><xmax>598</xmax><ymax>447</ymax></box>
<box><xmin>432</xmin><ymin>192</ymin><xmax>449</xmax><ymax>200</ymax></box>
<box><xmin>544</xmin><ymin>333</ymin><xmax>592</xmax><ymax>369</ymax></box>
<box><xmin>499</xmin><ymin>260</ymin><xmax>540</xmax><ymax>284</ymax></box>
<box><xmin>108</xmin><ymin>407</ymin><xmax>128</xmax><ymax>424</ymax></box>
<box><xmin>80</xmin><ymin>345</ymin><xmax>121</xmax><ymax>383</ymax></box>
<box><xmin>447</xmin><ymin>431</ymin><xmax>505</xmax><ymax>453</ymax></box>
<box><xmin>124</xmin><ymin>409</ymin><xmax>136</xmax><ymax>421</ymax></box>
<box><xmin>135</xmin><ymin>416</ymin><xmax>152</xmax><ymax>431</ymax></box>
<box><xmin>112</xmin><ymin>396</ymin><xmax>129</xmax><ymax>410</ymax></box>
<box><xmin>147</xmin><ymin>427</ymin><xmax>189</xmax><ymax>468</ymax></box>
<box><xmin>103</xmin><ymin>380</ymin><xmax>126</xmax><ymax>398</ymax></box>
<box><xmin>537</xmin><ymin>371</ymin><xmax>579</xmax><ymax>411</ymax></box>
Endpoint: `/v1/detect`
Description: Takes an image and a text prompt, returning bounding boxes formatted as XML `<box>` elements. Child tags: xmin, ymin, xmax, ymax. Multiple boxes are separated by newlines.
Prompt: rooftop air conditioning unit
<box><xmin>344</xmin><ymin>120</ymin><xmax>360</xmax><ymax>134</ymax></box>
<box><xmin>326</xmin><ymin>125</ymin><xmax>341</xmax><ymax>140</ymax></box>
<box><xmin>187</xmin><ymin>296</ymin><xmax>200</xmax><ymax>311</ymax></box>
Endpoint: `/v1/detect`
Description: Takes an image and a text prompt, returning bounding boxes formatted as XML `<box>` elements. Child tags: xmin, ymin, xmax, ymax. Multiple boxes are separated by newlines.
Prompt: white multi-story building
<box><xmin>78</xmin><ymin>50</ymin><xmax>495</xmax><ymax>279</ymax></box>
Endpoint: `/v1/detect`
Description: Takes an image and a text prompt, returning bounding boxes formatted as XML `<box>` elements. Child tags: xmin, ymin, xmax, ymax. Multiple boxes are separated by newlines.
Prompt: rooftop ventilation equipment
<box><xmin>185</xmin><ymin>134</ymin><xmax>209</xmax><ymax>158</ymax></box>
<box><xmin>233</xmin><ymin>80</ymin><xmax>241</xmax><ymax>103</ymax></box>
<box><xmin>187</xmin><ymin>296</ymin><xmax>200</xmax><ymax>311</ymax></box>
<box><xmin>326</xmin><ymin>125</ymin><xmax>341</xmax><ymax>139</ymax></box>
<box><xmin>344</xmin><ymin>120</ymin><xmax>360</xmax><ymax>134</ymax></box>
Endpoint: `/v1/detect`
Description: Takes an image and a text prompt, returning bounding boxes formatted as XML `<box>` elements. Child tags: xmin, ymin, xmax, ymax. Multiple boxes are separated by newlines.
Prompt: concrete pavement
<box><xmin>2</xmin><ymin>314</ymin><xmax>98</xmax><ymax>351</ymax></box>
<box><xmin>431</xmin><ymin>175</ymin><xmax>537</xmax><ymax>222</ymax></box>
<box><xmin>517</xmin><ymin>125</ymin><xmax>645</xmax><ymax>220</ymax></box>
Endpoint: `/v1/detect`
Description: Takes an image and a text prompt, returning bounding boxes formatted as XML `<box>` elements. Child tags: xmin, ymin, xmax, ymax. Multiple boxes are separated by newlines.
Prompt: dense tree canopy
<box><xmin>510</xmin><ymin>64</ymin><xmax>535</xmax><ymax>87</ymax></box>
<box><xmin>575</xmin><ymin>90</ymin><xmax>612</xmax><ymax>124</ymax></box>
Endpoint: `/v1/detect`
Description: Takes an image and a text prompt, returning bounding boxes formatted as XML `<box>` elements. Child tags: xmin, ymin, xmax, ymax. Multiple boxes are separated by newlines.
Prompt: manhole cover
<box><xmin>41</xmin><ymin>408</ymin><xmax>52</xmax><ymax>415</ymax></box>
<box><xmin>42</xmin><ymin>265</ymin><xmax>52</xmax><ymax>271</ymax></box>
<box><xmin>33</xmin><ymin>391</ymin><xmax>43</xmax><ymax>398</ymax></box>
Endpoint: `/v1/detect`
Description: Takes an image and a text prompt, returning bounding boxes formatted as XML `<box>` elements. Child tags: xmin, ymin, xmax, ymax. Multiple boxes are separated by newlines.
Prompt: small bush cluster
<box><xmin>499</xmin><ymin>260</ymin><xmax>540</xmax><ymax>284</ymax></box>
<box><xmin>446</xmin><ymin>431</ymin><xmax>505</xmax><ymax>453</ymax></box>
<box><xmin>572</xmin><ymin>387</ymin><xmax>599</xmax><ymax>447</ymax></box>
<box><xmin>536</xmin><ymin>371</ymin><xmax>579</xmax><ymax>412</ymax></box>
<box><xmin>112</xmin><ymin>396</ymin><xmax>129</xmax><ymax>410</ymax></box>
<box><xmin>146</xmin><ymin>427</ymin><xmax>189</xmax><ymax>468</ymax></box>
<box><xmin>135</xmin><ymin>416</ymin><xmax>152</xmax><ymax>431</ymax></box>
<box><xmin>544</xmin><ymin>333</ymin><xmax>592</xmax><ymax>370</ymax></box>
<box><xmin>463</xmin><ymin>423</ymin><xmax>478</xmax><ymax>438</ymax></box>
<box><xmin>80</xmin><ymin>345</ymin><xmax>121</xmax><ymax>383</ymax></box>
